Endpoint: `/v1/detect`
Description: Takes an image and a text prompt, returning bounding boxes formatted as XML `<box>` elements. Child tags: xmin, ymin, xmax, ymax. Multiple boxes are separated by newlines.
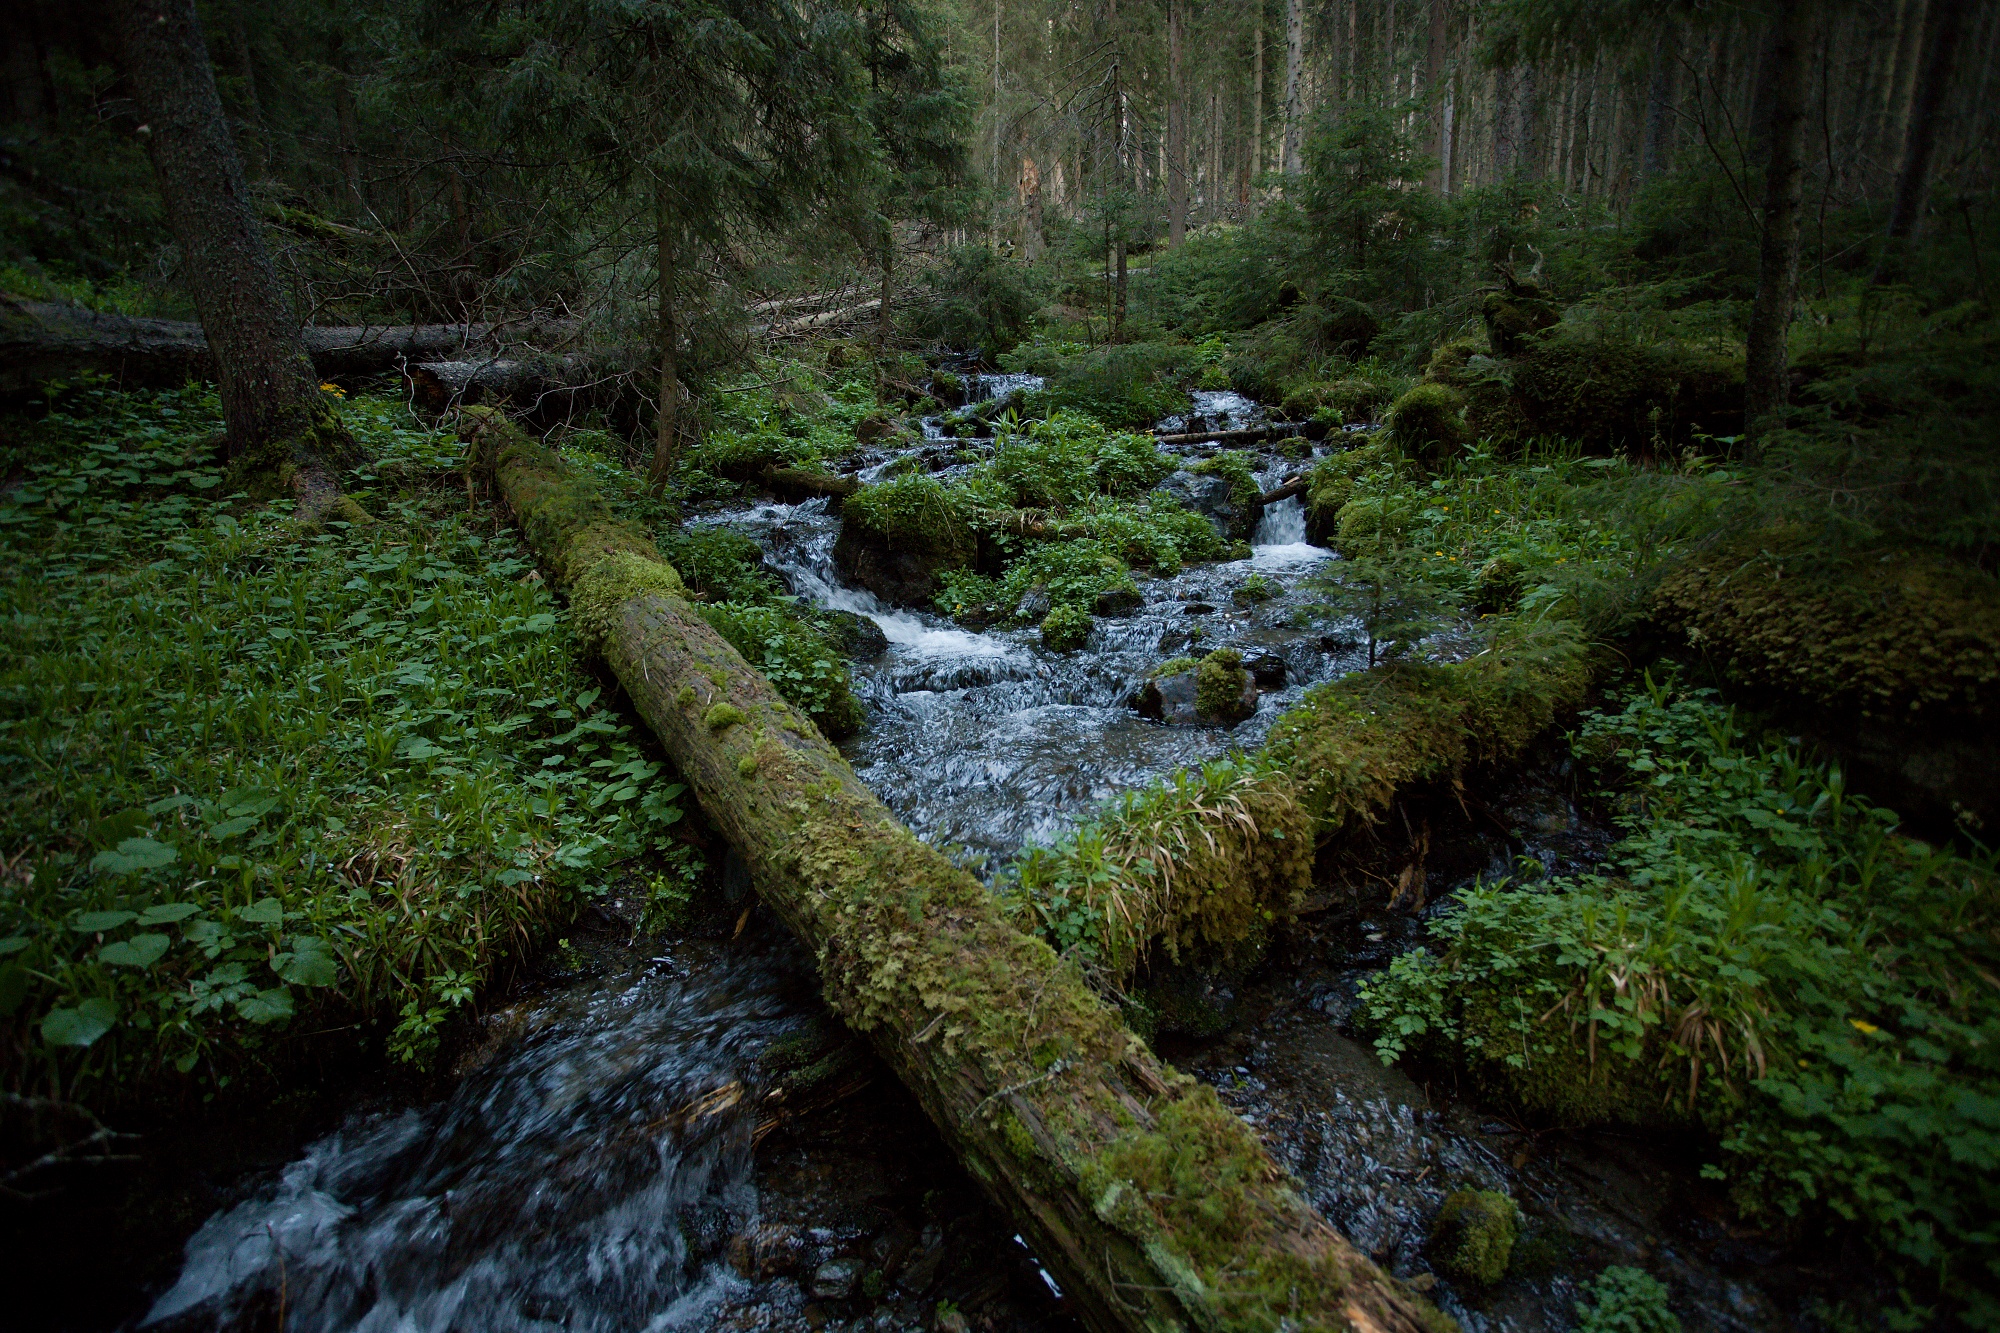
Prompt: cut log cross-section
<box><xmin>460</xmin><ymin>407</ymin><xmax>1450</xmax><ymax>1333</ymax></box>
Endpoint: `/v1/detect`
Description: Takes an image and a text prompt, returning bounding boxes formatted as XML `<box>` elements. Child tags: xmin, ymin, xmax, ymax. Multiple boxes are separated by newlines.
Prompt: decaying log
<box><xmin>0</xmin><ymin>294</ymin><xmax>572</xmax><ymax>393</ymax></box>
<box><xmin>760</xmin><ymin>464</ymin><xmax>859</xmax><ymax>501</ymax></box>
<box><xmin>1151</xmin><ymin>424</ymin><xmax>1298</xmax><ymax>447</ymax></box>
<box><xmin>1260</xmin><ymin>477</ymin><xmax>1307</xmax><ymax>506</ymax></box>
<box><xmin>461</xmin><ymin>406</ymin><xmax>1450</xmax><ymax>1333</ymax></box>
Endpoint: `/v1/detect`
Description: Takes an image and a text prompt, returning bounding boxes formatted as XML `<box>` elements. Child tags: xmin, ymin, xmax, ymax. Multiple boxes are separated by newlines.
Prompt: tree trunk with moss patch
<box><xmin>461</xmin><ymin>407</ymin><xmax>1450</xmax><ymax>1333</ymax></box>
<box><xmin>108</xmin><ymin>0</ymin><xmax>361</xmax><ymax>519</ymax></box>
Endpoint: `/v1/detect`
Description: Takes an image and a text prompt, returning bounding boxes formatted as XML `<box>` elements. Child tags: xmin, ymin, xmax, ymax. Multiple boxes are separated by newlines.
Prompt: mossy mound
<box><xmin>1430</xmin><ymin>320</ymin><xmax>1744</xmax><ymax>454</ymax></box>
<box><xmin>1040</xmin><ymin>602</ymin><xmax>1091</xmax><ymax>651</ymax></box>
<box><xmin>834</xmin><ymin>473</ymin><xmax>976</xmax><ymax>605</ymax></box>
<box><xmin>1652</xmin><ymin>534</ymin><xmax>2000</xmax><ymax>719</ymax></box>
<box><xmin>1281</xmin><ymin>374</ymin><xmax>1397</xmax><ymax>425</ymax></box>
<box><xmin>1385</xmin><ymin>383</ymin><xmax>1469</xmax><ymax>464</ymax></box>
<box><xmin>1301</xmin><ymin>441</ymin><xmax>1392</xmax><ymax>545</ymax></box>
<box><xmin>1430</xmin><ymin>1190</ymin><xmax>1518</xmax><ymax>1286</ymax></box>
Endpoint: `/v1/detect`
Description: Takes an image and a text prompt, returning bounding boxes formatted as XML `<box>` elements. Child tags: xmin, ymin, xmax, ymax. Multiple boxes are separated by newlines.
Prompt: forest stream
<box><xmin>124</xmin><ymin>380</ymin><xmax>1805</xmax><ymax>1333</ymax></box>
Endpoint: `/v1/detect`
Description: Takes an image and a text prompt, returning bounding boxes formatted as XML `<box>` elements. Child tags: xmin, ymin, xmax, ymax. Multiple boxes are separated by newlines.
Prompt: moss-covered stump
<box><xmin>460</xmin><ymin>407</ymin><xmax>1450</xmax><ymax>1333</ymax></box>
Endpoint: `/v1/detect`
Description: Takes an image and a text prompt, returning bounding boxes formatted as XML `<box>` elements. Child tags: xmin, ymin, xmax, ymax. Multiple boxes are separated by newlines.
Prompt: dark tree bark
<box><xmin>1641</xmin><ymin>19</ymin><xmax>1680</xmax><ymax>179</ymax></box>
<box><xmin>1873</xmin><ymin>0</ymin><xmax>1966</xmax><ymax>284</ymax></box>
<box><xmin>106</xmin><ymin>0</ymin><xmax>360</xmax><ymax>517</ymax></box>
<box><xmin>1744</xmin><ymin>1</ymin><xmax>1817</xmax><ymax>442</ymax></box>
<box><xmin>648</xmin><ymin>179</ymin><xmax>683</xmax><ymax>491</ymax></box>
<box><xmin>1167</xmin><ymin>0</ymin><xmax>1187</xmax><ymax>246</ymax></box>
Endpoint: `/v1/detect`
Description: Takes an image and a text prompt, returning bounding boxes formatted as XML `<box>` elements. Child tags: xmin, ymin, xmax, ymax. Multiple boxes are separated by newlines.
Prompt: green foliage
<box><xmin>695</xmin><ymin>601</ymin><xmax>863</xmax><ymax>736</ymax></box>
<box><xmin>1007</xmin><ymin>757</ymin><xmax>1311</xmax><ymax>982</ymax></box>
<box><xmin>1002</xmin><ymin>340</ymin><xmax>1196</xmax><ymax>428</ymax></box>
<box><xmin>982</xmin><ymin>409</ymin><xmax>1174</xmax><ymax>507</ymax></box>
<box><xmin>1358</xmin><ymin>678</ymin><xmax>2000</xmax><ymax>1311</ymax></box>
<box><xmin>1039</xmin><ymin>602</ymin><xmax>1091</xmax><ymax>652</ymax></box>
<box><xmin>0</xmin><ymin>388</ymin><xmax>692</xmax><ymax>1095</ymax></box>
<box><xmin>903</xmin><ymin>245</ymin><xmax>1037</xmax><ymax>353</ymax></box>
<box><xmin>843</xmin><ymin>472</ymin><xmax>971</xmax><ymax>552</ymax></box>
<box><xmin>656</xmin><ymin>523</ymin><xmax>784</xmax><ymax>603</ymax></box>
<box><xmin>1574</xmin><ymin>1266</ymin><xmax>1681</xmax><ymax>1333</ymax></box>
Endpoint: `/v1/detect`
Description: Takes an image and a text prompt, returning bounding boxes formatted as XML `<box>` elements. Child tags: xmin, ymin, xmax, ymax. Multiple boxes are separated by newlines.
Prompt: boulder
<box><xmin>1154</xmin><ymin>470</ymin><xmax>1258</xmax><ymax>541</ymax></box>
<box><xmin>1136</xmin><ymin>649</ymin><xmax>1259</xmax><ymax>726</ymax></box>
<box><xmin>1430</xmin><ymin>1189</ymin><xmax>1518</xmax><ymax>1286</ymax></box>
<box><xmin>832</xmin><ymin>523</ymin><xmax>969</xmax><ymax>607</ymax></box>
<box><xmin>810</xmin><ymin>1256</ymin><xmax>862</xmax><ymax>1301</ymax></box>
<box><xmin>820</xmin><ymin>608</ymin><xmax>889</xmax><ymax>661</ymax></box>
<box><xmin>1092</xmin><ymin>585</ymin><xmax>1143</xmax><ymax>617</ymax></box>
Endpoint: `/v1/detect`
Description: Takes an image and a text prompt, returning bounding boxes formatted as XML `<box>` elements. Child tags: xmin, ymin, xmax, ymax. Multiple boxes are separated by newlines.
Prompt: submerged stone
<box><xmin>1431</xmin><ymin>1188</ymin><xmax>1518</xmax><ymax>1286</ymax></box>
<box><xmin>810</xmin><ymin>1256</ymin><xmax>862</xmax><ymax>1300</ymax></box>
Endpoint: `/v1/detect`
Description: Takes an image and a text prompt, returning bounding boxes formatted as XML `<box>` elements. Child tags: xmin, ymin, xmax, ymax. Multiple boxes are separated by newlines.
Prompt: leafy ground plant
<box><xmin>0</xmin><ymin>386</ymin><xmax>694</xmax><ymax>1100</ymax></box>
<box><xmin>1358</xmin><ymin>676</ymin><xmax>2000</xmax><ymax>1318</ymax></box>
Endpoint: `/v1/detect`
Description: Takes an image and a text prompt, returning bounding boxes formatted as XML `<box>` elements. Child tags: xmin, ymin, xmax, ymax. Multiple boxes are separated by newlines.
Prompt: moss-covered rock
<box><xmin>1386</xmin><ymin>383</ymin><xmax>1470</xmax><ymax>464</ymax></box>
<box><xmin>834</xmin><ymin>474</ymin><xmax>976</xmax><ymax>605</ymax></box>
<box><xmin>1138</xmin><ymin>649</ymin><xmax>1258</xmax><ymax>726</ymax></box>
<box><xmin>1430</xmin><ymin>1190</ymin><xmax>1518</xmax><ymax>1286</ymax></box>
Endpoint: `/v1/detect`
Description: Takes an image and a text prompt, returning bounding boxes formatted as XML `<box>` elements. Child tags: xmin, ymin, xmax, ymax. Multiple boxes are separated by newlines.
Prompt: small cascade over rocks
<box><xmin>704</xmin><ymin>391</ymin><xmax>1352</xmax><ymax>873</ymax></box>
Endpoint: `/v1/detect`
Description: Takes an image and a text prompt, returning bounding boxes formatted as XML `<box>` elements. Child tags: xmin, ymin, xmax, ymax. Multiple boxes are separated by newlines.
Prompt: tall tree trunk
<box><xmin>1424</xmin><ymin>0</ymin><xmax>1446</xmax><ymax>192</ymax></box>
<box><xmin>1167</xmin><ymin>0</ymin><xmax>1187</xmax><ymax>246</ymax></box>
<box><xmin>1251</xmin><ymin>7</ymin><xmax>1264</xmax><ymax>178</ymax></box>
<box><xmin>648</xmin><ymin>180</ymin><xmax>682</xmax><ymax>490</ymax></box>
<box><xmin>107</xmin><ymin>0</ymin><xmax>360</xmax><ymax>518</ymax></box>
<box><xmin>1873</xmin><ymin>0</ymin><xmax>1965</xmax><ymax>283</ymax></box>
<box><xmin>225</xmin><ymin>1</ymin><xmax>265</xmax><ymax>180</ymax></box>
<box><xmin>1745</xmin><ymin>1</ymin><xmax>1817</xmax><ymax>442</ymax></box>
<box><xmin>1883</xmin><ymin>0</ymin><xmax>1930</xmax><ymax>175</ymax></box>
<box><xmin>1642</xmin><ymin>18</ymin><xmax>1680</xmax><ymax>179</ymax></box>
<box><xmin>1281</xmin><ymin>0</ymin><xmax>1305</xmax><ymax>174</ymax></box>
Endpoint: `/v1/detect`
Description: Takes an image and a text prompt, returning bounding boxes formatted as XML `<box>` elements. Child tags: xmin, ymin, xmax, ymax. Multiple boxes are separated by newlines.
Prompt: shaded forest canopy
<box><xmin>3</xmin><ymin>0</ymin><xmax>2000</xmax><ymax>1329</ymax></box>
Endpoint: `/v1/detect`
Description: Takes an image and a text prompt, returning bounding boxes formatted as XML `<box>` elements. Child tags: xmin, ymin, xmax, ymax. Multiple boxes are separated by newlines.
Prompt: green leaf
<box><xmin>397</xmin><ymin>737</ymin><xmax>446</xmax><ymax>761</ymax></box>
<box><xmin>234</xmin><ymin>987</ymin><xmax>294</xmax><ymax>1024</ymax></box>
<box><xmin>99</xmin><ymin>933</ymin><xmax>171</xmax><ymax>968</ymax></box>
<box><xmin>0</xmin><ymin>937</ymin><xmax>28</xmax><ymax>956</ymax></box>
<box><xmin>206</xmin><ymin>816</ymin><xmax>258</xmax><ymax>839</ymax></box>
<box><xmin>71</xmin><ymin>910</ymin><xmax>137</xmax><ymax>932</ymax></box>
<box><xmin>137</xmin><ymin>903</ymin><xmax>201</xmax><ymax>925</ymax></box>
<box><xmin>276</xmin><ymin>937</ymin><xmax>338</xmax><ymax>987</ymax></box>
<box><xmin>42</xmin><ymin>997</ymin><xmax>118</xmax><ymax>1048</ymax></box>
<box><xmin>91</xmin><ymin>836</ymin><xmax>177</xmax><ymax>874</ymax></box>
<box><xmin>237</xmin><ymin>898</ymin><xmax>286</xmax><ymax>926</ymax></box>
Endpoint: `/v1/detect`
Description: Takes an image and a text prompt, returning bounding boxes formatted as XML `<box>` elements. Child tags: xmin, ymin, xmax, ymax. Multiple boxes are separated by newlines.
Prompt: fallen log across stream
<box><xmin>460</xmin><ymin>406</ymin><xmax>1452</xmax><ymax>1333</ymax></box>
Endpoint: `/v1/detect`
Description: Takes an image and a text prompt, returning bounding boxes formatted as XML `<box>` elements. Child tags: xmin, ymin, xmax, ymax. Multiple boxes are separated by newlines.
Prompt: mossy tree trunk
<box><xmin>108</xmin><ymin>0</ymin><xmax>361</xmax><ymax>519</ymax></box>
<box><xmin>462</xmin><ymin>408</ymin><xmax>1449</xmax><ymax>1333</ymax></box>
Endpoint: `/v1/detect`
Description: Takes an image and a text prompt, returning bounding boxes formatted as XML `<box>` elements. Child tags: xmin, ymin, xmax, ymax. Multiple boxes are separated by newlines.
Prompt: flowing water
<box><xmin>132</xmin><ymin>381</ymin><xmax>1809</xmax><ymax>1331</ymax></box>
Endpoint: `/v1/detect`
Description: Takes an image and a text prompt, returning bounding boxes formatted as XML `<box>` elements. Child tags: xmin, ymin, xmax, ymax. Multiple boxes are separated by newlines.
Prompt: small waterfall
<box><xmin>1254</xmin><ymin>496</ymin><xmax>1307</xmax><ymax>546</ymax></box>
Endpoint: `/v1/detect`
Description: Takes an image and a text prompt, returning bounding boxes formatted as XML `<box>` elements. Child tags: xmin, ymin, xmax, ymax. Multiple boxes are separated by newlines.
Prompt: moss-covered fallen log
<box><xmin>460</xmin><ymin>407</ymin><xmax>1449</xmax><ymax>1333</ymax></box>
<box><xmin>1012</xmin><ymin>628</ymin><xmax>1596</xmax><ymax>986</ymax></box>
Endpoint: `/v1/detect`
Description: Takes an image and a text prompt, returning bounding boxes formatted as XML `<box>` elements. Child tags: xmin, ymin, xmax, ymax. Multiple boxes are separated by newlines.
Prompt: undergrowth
<box><xmin>1359</xmin><ymin>675</ymin><xmax>2000</xmax><ymax>1319</ymax></box>
<box><xmin>0</xmin><ymin>386</ymin><xmax>694</xmax><ymax>1102</ymax></box>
